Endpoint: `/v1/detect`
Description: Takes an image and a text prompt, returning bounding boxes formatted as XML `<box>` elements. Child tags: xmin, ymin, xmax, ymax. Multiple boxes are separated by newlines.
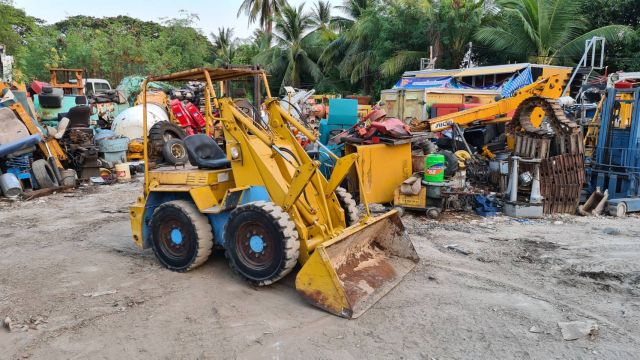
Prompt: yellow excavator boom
<box><xmin>422</xmin><ymin>74</ymin><xmax>567</xmax><ymax>132</ymax></box>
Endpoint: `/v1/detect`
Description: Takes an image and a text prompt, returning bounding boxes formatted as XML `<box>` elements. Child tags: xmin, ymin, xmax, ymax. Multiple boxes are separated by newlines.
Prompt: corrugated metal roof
<box><xmin>455</xmin><ymin>63</ymin><xmax>529</xmax><ymax>77</ymax></box>
<box><xmin>404</xmin><ymin>69</ymin><xmax>460</xmax><ymax>78</ymax></box>
<box><xmin>404</xmin><ymin>63</ymin><xmax>572</xmax><ymax>79</ymax></box>
<box><xmin>423</xmin><ymin>88</ymin><xmax>499</xmax><ymax>95</ymax></box>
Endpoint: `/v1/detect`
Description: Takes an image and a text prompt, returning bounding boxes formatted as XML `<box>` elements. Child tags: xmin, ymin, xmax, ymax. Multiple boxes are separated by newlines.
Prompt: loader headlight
<box><xmin>231</xmin><ymin>147</ymin><xmax>239</xmax><ymax>159</ymax></box>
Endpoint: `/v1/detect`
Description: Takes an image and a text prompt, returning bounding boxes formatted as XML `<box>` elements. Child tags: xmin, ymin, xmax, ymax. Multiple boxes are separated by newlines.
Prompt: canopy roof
<box><xmin>147</xmin><ymin>67</ymin><xmax>264</xmax><ymax>82</ymax></box>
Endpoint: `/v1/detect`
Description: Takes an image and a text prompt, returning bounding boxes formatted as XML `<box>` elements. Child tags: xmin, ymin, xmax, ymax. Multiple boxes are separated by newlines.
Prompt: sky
<box><xmin>12</xmin><ymin>0</ymin><xmax>342</xmax><ymax>40</ymax></box>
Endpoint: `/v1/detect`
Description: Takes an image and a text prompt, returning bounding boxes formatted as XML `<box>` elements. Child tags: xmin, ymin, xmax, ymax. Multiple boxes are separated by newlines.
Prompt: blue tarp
<box><xmin>394</xmin><ymin>76</ymin><xmax>456</xmax><ymax>89</ymax></box>
<box><xmin>500</xmin><ymin>67</ymin><xmax>533</xmax><ymax>98</ymax></box>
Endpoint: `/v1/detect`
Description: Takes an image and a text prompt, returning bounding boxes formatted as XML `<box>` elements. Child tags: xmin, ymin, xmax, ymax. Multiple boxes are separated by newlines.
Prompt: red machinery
<box><xmin>170</xmin><ymin>98</ymin><xmax>206</xmax><ymax>135</ymax></box>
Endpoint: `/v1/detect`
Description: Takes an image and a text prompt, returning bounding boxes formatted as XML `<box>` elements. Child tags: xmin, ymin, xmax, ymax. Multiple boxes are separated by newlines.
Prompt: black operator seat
<box><xmin>184</xmin><ymin>134</ymin><xmax>231</xmax><ymax>170</ymax></box>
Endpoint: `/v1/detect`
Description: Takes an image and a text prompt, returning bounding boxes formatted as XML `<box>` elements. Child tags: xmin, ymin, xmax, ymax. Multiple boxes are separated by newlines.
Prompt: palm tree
<box><xmin>332</xmin><ymin>0</ymin><xmax>375</xmax><ymax>30</ymax></box>
<box><xmin>319</xmin><ymin>0</ymin><xmax>379</xmax><ymax>91</ymax></box>
<box><xmin>251</xmin><ymin>29</ymin><xmax>273</xmax><ymax>51</ymax></box>
<box><xmin>255</xmin><ymin>3</ymin><xmax>323</xmax><ymax>91</ymax></box>
<box><xmin>380</xmin><ymin>0</ymin><xmax>485</xmax><ymax>77</ymax></box>
<box><xmin>475</xmin><ymin>0</ymin><xmax>629</xmax><ymax>64</ymax></box>
<box><xmin>211</xmin><ymin>27</ymin><xmax>236</xmax><ymax>65</ymax></box>
<box><xmin>237</xmin><ymin>0</ymin><xmax>285</xmax><ymax>35</ymax></box>
<box><xmin>310</xmin><ymin>0</ymin><xmax>337</xmax><ymax>41</ymax></box>
<box><xmin>311</xmin><ymin>0</ymin><xmax>332</xmax><ymax>30</ymax></box>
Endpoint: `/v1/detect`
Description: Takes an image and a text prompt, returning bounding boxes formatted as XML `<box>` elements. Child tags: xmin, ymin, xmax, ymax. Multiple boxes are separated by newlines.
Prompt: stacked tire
<box><xmin>148</xmin><ymin>121</ymin><xmax>188</xmax><ymax>165</ymax></box>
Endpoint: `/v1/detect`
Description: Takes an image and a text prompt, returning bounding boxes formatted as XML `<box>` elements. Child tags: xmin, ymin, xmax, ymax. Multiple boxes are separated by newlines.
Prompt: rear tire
<box><xmin>150</xmin><ymin>200</ymin><xmax>213</xmax><ymax>272</ymax></box>
<box><xmin>335</xmin><ymin>187</ymin><xmax>360</xmax><ymax>226</ymax></box>
<box><xmin>32</xmin><ymin>159</ymin><xmax>59</xmax><ymax>189</ymax></box>
<box><xmin>224</xmin><ymin>201</ymin><xmax>299</xmax><ymax>286</ymax></box>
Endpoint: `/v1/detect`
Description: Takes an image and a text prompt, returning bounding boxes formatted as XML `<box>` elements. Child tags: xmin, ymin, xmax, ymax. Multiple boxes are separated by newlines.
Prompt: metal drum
<box><xmin>0</xmin><ymin>173</ymin><xmax>23</xmax><ymax>199</ymax></box>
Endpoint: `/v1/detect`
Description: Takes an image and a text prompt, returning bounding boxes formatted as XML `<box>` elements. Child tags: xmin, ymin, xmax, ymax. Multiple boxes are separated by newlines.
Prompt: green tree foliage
<box><xmin>232</xmin><ymin>43</ymin><xmax>260</xmax><ymax>65</ymax></box>
<box><xmin>238</xmin><ymin>0</ymin><xmax>286</xmax><ymax>35</ymax></box>
<box><xmin>255</xmin><ymin>3</ymin><xmax>323</xmax><ymax>93</ymax></box>
<box><xmin>430</xmin><ymin>0</ymin><xmax>485</xmax><ymax>68</ymax></box>
<box><xmin>17</xmin><ymin>26</ymin><xmax>60</xmax><ymax>81</ymax></box>
<box><xmin>0</xmin><ymin>0</ymin><xmax>39</xmax><ymax>55</ymax></box>
<box><xmin>13</xmin><ymin>10</ymin><xmax>213</xmax><ymax>84</ymax></box>
<box><xmin>579</xmin><ymin>0</ymin><xmax>640</xmax><ymax>71</ymax></box>
<box><xmin>5</xmin><ymin>0</ymin><xmax>639</xmax><ymax>98</ymax></box>
<box><xmin>311</xmin><ymin>0</ymin><xmax>337</xmax><ymax>41</ymax></box>
<box><xmin>476</xmin><ymin>0</ymin><xmax>630</xmax><ymax>64</ymax></box>
<box><xmin>211</xmin><ymin>28</ymin><xmax>237</xmax><ymax>66</ymax></box>
<box><xmin>580</xmin><ymin>0</ymin><xmax>640</xmax><ymax>28</ymax></box>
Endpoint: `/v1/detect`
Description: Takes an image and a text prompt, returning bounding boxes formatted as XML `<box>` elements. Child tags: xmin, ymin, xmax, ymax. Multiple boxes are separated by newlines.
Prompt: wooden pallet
<box><xmin>540</xmin><ymin>154</ymin><xmax>584</xmax><ymax>214</ymax></box>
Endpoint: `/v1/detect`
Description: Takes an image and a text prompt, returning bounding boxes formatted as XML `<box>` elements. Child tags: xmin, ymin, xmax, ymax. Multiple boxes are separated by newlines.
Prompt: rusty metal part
<box><xmin>540</xmin><ymin>154</ymin><xmax>585</xmax><ymax>214</ymax></box>
<box><xmin>509</xmin><ymin>97</ymin><xmax>584</xmax><ymax>157</ymax></box>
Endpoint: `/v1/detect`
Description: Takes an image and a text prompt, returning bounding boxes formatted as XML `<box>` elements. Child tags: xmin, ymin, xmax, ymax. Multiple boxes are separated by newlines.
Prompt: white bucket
<box><xmin>114</xmin><ymin>163</ymin><xmax>131</xmax><ymax>183</ymax></box>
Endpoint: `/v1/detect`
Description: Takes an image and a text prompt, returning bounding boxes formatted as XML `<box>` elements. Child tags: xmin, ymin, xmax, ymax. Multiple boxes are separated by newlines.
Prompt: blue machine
<box><xmin>587</xmin><ymin>88</ymin><xmax>640</xmax><ymax>216</ymax></box>
<box><xmin>315</xmin><ymin>99</ymin><xmax>359</xmax><ymax>177</ymax></box>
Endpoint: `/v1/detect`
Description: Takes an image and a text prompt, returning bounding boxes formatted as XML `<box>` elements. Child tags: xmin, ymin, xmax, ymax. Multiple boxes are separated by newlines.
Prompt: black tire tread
<box><xmin>224</xmin><ymin>201</ymin><xmax>299</xmax><ymax>286</ymax></box>
<box><xmin>162</xmin><ymin>138</ymin><xmax>188</xmax><ymax>165</ymax></box>
<box><xmin>32</xmin><ymin>159</ymin><xmax>59</xmax><ymax>189</ymax></box>
<box><xmin>437</xmin><ymin>150</ymin><xmax>459</xmax><ymax>177</ymax></box>
<box><xmin>148</xmin><ymin>121</ymin><xmax>187</xmax><ymax>162</ymax></box>
<box><xmin>150</xmin><ymin>200</ymin><xmax>213</xmax><ymax>272</ymax></box>
<box><xmin>335</xmin><ymin>187</ymin><xmax>360</xmax><ymax>226</ymax></box>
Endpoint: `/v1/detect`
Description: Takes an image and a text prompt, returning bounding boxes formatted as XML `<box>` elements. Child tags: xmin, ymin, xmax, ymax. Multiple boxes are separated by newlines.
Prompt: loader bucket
<box><xmin>295</xmin><ymin>210</ymin><xmax>419</xmax><ymax>319</ymax></box>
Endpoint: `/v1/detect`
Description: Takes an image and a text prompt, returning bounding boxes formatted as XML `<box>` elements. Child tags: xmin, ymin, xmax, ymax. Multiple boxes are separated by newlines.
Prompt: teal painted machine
<box><xmin>318</xmin><ymin>99</ymin><xmax>359</xmax><ymax>147</ymax></box>
<box><xmin>33</xmin><ymin>94</ymin><xmax>97</xmax><ymax>127</ymax></box>
<box><xmin>314</xmin><ymin>99</ymin><xmax>359</xmax><ymax>177</ymax></box>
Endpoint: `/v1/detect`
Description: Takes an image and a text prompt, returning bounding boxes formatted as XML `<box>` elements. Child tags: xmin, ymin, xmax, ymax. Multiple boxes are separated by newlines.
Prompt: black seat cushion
<box><xmin>39</xmin><ymin>86</ymin><xmax>63</xmax><ymax>108</ymax></box>
<box><xmin>75</xmin><ymin>96</ymin><xmax>88</xmax><ymax>105</ymax></box>
<box><xmin>184</xmin><ymin>134</ymin><xmax>231</xmax><ymax>169</ymax></box>
<box><xmin>67</xmin><ymin>105</ymin><xmax>92</xmax><ymax>128</ymax></box>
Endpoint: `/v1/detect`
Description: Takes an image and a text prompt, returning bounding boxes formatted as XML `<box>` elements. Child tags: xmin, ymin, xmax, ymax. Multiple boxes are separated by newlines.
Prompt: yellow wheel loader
<box><xmin>129</xmin><ymin>68</ymin><xmax>418</xmax><ymax>318</ymax></box>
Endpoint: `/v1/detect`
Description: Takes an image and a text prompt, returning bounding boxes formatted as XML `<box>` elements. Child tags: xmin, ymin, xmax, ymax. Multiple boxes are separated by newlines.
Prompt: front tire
<box><xmin>335</xmin><ymin>187</ymin><xmax>360</xmax><ymax>226</ymax></box>
<box><xmin>150</xmin><ymin>200</ymin><xmax>213</xmax><ymax>272</ymax></box>
<box><xmin>224</xmin><ymin>201</ymin><xmax>299</xmax><ymax>286</ymax></box>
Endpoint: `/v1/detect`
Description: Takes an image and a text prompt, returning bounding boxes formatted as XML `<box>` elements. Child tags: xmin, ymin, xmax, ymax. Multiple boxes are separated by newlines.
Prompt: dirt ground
<box><xmin>1</xmin><ymin>180</ymin><xmax>639</xmax><ymax>359</ymax></box>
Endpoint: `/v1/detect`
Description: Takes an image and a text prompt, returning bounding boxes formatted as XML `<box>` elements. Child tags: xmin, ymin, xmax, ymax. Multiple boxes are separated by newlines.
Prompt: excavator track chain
<box><xmin>509</xmin><ymin>97</ymin><xmax>584</xmax><ymax>156</ymax></box>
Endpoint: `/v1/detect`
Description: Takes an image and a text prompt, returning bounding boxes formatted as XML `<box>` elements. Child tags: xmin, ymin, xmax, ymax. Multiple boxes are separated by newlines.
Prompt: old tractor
<box><xmin>129</xmin><ymin>68</ymin><xmax>418</xmax><ymax>318</ymax></box>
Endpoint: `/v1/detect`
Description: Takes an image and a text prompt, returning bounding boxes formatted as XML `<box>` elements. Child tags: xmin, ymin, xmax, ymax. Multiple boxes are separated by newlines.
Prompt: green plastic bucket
<box><xmin>424</xmin><ymin>154</ymin><xmax>445</xmax><ymax>182</ymax></box>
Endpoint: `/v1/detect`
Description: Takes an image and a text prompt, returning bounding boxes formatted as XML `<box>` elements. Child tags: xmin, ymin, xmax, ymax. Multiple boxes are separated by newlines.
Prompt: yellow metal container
<box><xmin>424</xmin><ymin>92</ymin><xmax>464</xmax><ymax>107</ymax></box>
<box><xmin>346</xmin><ymin>143</ymin><xmax>412</xmax><ymax>204</ymax></box>
<box><xmin>393</xmin><ymin>187</ymin><xmax>427</xmax><ymax>209</ymax></box>
<box><xmin>380</xmin><ymin>89</ymin><xmax>403</xmax><ymax>119</ymax></box>
<box><xmin>402</xmin><ymin>89</ymin><xmax>426</xmax><ymax>123</ymax></box>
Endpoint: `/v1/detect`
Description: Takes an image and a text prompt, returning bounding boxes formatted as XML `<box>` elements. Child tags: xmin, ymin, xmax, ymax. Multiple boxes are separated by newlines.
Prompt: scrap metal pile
<box><xmin>0</xmin><ymin>68</ymin><xmax>144</xmax><ymax>201</ymax></box>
